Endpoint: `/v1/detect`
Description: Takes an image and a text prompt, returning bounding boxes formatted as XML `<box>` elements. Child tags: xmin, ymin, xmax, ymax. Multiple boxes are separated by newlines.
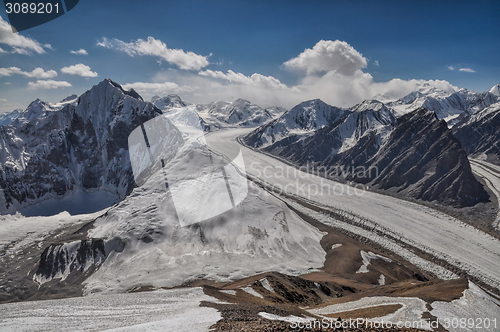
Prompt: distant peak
<box><xmin>93</xmin><ymin>79</ymin><xmax>143</xmax><ymax>101</ymax></box>
<box><xmin>490</xmin><ymin>83</ymin><xmax>500</xmax><ymax>97</ymax></box>
<box><xmin>60</xmin><ymin>94</ymin><xmax>78</xmax><ymax>103</ymax></box>
<box><xmin>233</xmin><ymin>98</ymin><xmax>251</xmax><ymax>104</ymax></box>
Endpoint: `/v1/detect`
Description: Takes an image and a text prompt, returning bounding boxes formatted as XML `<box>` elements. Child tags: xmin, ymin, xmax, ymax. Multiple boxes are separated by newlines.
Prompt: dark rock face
<box><xmin>365</xmin><ymin>109</ymin><xmax>488</xmax><ymax>207</ymax></box>
<box><xmin>0</xmin><ymin>79</ymin><xmax>162</xmax><ymax>213</ymax></box>
<box><xmin>453</xmin><ymin>103</ymin><xmax>500</xmax><ymax>165</ymax></box>
<box><xmin>246</xmin><ymin>105</ymin><xmax>488</xmax><ymax>208</ymax></box>
<box><xmin>34</xmin><ymin>238</ymin><xmax>125</xmax><ymax>283</ymax></box>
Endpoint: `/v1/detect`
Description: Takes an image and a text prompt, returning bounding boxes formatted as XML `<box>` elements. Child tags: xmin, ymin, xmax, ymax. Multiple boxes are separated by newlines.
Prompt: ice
<box><xmin>356</xmin><ymin>250</ymin><xmax>392</xmax><ymax>274</ymax></box>
<box><xmin>83</xmin><ymin>175</ymin><xmax>325</xmax><ymax>294</ymax></box>
<box><xmin>430</xmin><ymin>281</ymin><xmax>500</xmax><ymax>332</ymax></box>
<box><xmin>378</xmin><ymin>274</ymin><xmax>385</xmax><ymax>285</ymax></box>
<box><xmin>241</xmin><ymin>286</ymin><xmax>263</xmax><ymax>298</ymax></box>
<box><xmin>258</xmin><ymin>312</ymin><xmax>315</xmax><ymax>324</ymax></box>
<box><xmin>259</xmin><ymin>278</ymin><xmax>274</xmax><ymax>293</ymax></box>
<box><xmin>0</xmin><ymin>210</ymin><xmax>104</xmax><ymax>254</ymax></box>
<box><xmin>470</xmin><ymin>159</ymin><xmax>500</xmax><ymax>230</ymax></box>
<box><xmin>0</xmin><ymin>287</ymin><xmax>222</xmax><ymax>332</ymax></box>
<box><xmin>309</xmin><ymin>296</ymin><xmax>431</xmax><ymax>329</ymax></box>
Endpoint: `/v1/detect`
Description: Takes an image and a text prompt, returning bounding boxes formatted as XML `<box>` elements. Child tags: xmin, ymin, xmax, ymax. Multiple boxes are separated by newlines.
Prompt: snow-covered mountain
<box><xmin>387</xmin><ymin>86</ymin><xmax>499</xmax><ymax>125</ymax></box>
<box><xmin>31</xmin><ymin>106</ymin><xmax>326</xmax><ymax>294</ymax></box>
<box><xmin>0</xmin><ymin>109</ymin><xmax>22</xmax><ymax>126</ymax></box>
<box><xmin>196</xmin><ymin>98</ymin><xmax>286</xmax><ymax>129</ymax></box>
<box><xmin>245</xmin><ymin>99</ymin><xmax>346</xmax><ymax>150</ymax></box>
<box><xmin>490</xmin><ymin>84</ymin><xmax>500</xmax><ymax>97</ymax></box>
<box><xmin>453</xmin><ymin>101</ymin><xmax>500</xmax><ymax>165</ymax></box>
<box><xmin>245</xmin><ymin>98</ymin><xmax>488</xmax><ymax>207</ymax></box>
<box><xmin>151</xmin><ymin>94</ymin><xmax>189</xmax><ymax>110</ymax></box>
<box><xmin>0</xmin><ymin>79</ymin><xmax>162</xmax><ymax>214</ymax></box>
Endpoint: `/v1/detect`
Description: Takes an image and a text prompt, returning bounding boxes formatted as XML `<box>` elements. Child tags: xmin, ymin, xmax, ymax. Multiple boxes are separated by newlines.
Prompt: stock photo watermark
<box><xmin>249</xmin><ymin>161</ymin><xmax>376</xmax><ymax>199</ymax></box>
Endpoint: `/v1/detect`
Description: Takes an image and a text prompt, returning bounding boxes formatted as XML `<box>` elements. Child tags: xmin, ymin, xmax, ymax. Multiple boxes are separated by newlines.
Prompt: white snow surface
<box><xmin>83</xmin><ymin>176</ymin><xmax>325</xmax><ymax>294</ymax></box>
<box><xmin>470</xmin><ymin>159</ymin><xmax>500</xmax><ymax>230</ymax></box>
<box><xmin>388</xmin><ymin>87</ymin><xmax>499</xmax><ymax>125</ymax></box>
<box><xmin>196</xmin><ymin>98</ymin><xmax>285</xmax><ymax>129</ymax></box>
<box><xmin>206</xmin><ymin>128</ymin><xmax>500</xmax><ymax>290</ymax></box>
<box><xmin>430</xmin><ymin>281</ymin><xmax>500</xmax><ymax>332</ymax></box>
<box><xmin>490</xmin><ymin>84</ymin><xmax>500</xmax><ymax>97</ymax></box>
<box><xmin>0</xmin><ymin>287</ymin><xmax>222</xmax><ymax>332</ymax></box>
<box><xmin>0</xmin><ymin>210</ymin><xmax>103</xmax><ymax>255</ymax></box>
<box><xmin>356</xmin><ymin>250</ymin><xmax>392</xmax><ymax>274</ymax></box>
<box><xmin>258</xmin><ymin>312</ymin><xmax>315</xmax><ymax>324</ymax></box>
<box><xmin>309</xmin><ymin>296</ymin><xmax>431</xmax><ymax>329</ymax></box>
<box><xmin>378</xmin><ymin>274</ymin><xmax>386</xmax><ymax>285</ymax></box>
<box><xmin>66</xmin><ymin>107</ymin><xmax>322</xmax><ymax>294</ymax></box>
<box><xmin>259</xmin><ymin>278</ymin><xmax>275</xmax><ymax>293</ymax></box>
<box><xmin>241</xmin><ymin>286</ymin><xmax>264</xmax><ymax>299</ymax></box>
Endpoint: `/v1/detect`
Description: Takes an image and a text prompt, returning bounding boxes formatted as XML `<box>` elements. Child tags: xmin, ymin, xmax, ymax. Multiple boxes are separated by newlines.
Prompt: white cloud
<box><xmin>0</xmin><ymin>47</ymin><xmax>6</xmax><ymax>53</ymax></box>
<box><xmin>199</xmin><ymin>70</ymin><xmax>288</xmax><ymax>89</ymax></box>
<box><xmin>61</xmin><ymin>63</ymin><xmax>98</xmax><ymax>77</ymax></box>
<box><xmin>283</xmin><ymin>40</ymin><xmax>367</xmax><ymax>76</ymax></box>
<box><xmin>118</xmin><ymin>40</ymin><xmax>460</xmax><ymax>110</ymax></box>
<box><xmin>0</xmin><ymin>16</ymin><xmax>50</xmax><ymax>54</ymax></box>
<box><xmin>122</xmin><ymin>81</ymin><xmax>182</xmax><ymax>95</ymax></box>
<box><xmin>459</xmin><ymin>67</ymin><xmax>475</xmax><ymax>73</ymax></box>
<box><xmin>374</xmin><ymin>60</ymin><xmax>379</xmax><ymax>66</ymax></box>
<box><xmin>97</xmin><ymin>36</ymin><xmax>209</xmax><ymax>71</ymax></box>
<box><xmin>0</xmin><ymin>66</ymin><xmax>57</xmax><ymax>78</ymax></box>
<box><xmin>448</xmin><ymin>66</ymin><xmax>455</xmax><ymax>70</ymax></box>
<box><xmin>0</xmin><ymin>98</ymin><xmax>7</xmax><ymax>102</ymax></box>
<box><xmin>70</xmin><ymin>49</ymin><xmax>88</xmax><ymax>55</ymax></box>
<box><xmin>28</xmin><ymin>80</ymin><xmax>72</xmax><ymax>89</ymax></box>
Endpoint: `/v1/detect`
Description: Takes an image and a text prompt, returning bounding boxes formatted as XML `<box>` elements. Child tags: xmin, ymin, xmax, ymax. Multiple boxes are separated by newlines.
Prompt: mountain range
<box><xmin>244</xmin><ymin>84</ymin><xmax>500</xmax><ymax>207</ymax></box>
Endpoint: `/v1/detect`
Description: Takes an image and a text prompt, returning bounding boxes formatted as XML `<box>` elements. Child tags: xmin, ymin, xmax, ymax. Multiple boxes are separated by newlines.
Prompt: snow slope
<box><xmin>0</xmin><ymin>109</ymin><xmax>22</xmax><ymax>126</ymax></box>
<box><xmin>490</xmin><ymin>83</ymin><xmax>500</xmax><ymax>97</ymax></box>
<box><xmin>430</xmin><ymin>281</ymin><xmax>500</xmax><ymax>332</ymax></box>
<box><xmin>0</xmin><ymin>287</ymin><xmax>222</xmax><ymax>332</ymax></box>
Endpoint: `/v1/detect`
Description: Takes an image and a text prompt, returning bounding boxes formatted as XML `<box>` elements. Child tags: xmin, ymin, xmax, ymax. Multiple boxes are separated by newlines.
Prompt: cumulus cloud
<box><xmin>28</xmin><ymin>80</ymin><xmax>72</xmax><ymax>89</ymax></box>
<box><xmin>199</xmin><ymin>70</ymin><xmax>288</xmax><ymax>89</ymax></box>
<box><xmin>118</xmin><ymin>40</ymin><xmax>461</xmax><ymax>109</ymax></box>
<box><xmin>0</xmin><ymin>16</ymin><xmax>50</xmax><ymax>54</ymax></box>
<box><xmin>448</xmin><ymin>66</ymin><xmax>455</xmax><ymax>70</ymax></box>
<box><xmin>122</xmin><ymin>82</ymin><xmax>182</xmax><ymax>95</ymax></box>
<box><xmin>459</xmin><ymin>67</ymin><xmax>475</xmax><ymax>73</ymax></box>
<box><xmin>0</xmin><ymin>66</ymin><xmax>57</xmax><ymax>79</ymax></box>
<box><xmin>283</xmin><ymin>40</ymin><xmax>367</xmax><ymax>76</ymax></box>
<box><xmin>61</xmin><ymin>64</ymin><xmax>98</xmax><ymax>77</ymax></box>
<box><xmin>70</xmin><ymin>49</ymin><xmax>88</xmax><ymax>55</ymax></box>
<box><xmin>97</xmin><ymin>36</ymin><xmax>209</xmax><ymax>71</ymax></box>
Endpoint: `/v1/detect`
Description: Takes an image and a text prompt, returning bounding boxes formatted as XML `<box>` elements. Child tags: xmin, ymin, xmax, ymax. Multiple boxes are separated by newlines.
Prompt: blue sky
<box><xmin>0</xmin><ymin>0</ymin><xmax>499</xmax><ymax>113</ymax></box>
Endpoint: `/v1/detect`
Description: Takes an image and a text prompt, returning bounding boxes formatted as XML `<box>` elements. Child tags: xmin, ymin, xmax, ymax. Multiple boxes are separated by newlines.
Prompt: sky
<box><xmin>0</xmin><ymin>0</ymin><xmax>499</xmax><ymax>113</ymax></box>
